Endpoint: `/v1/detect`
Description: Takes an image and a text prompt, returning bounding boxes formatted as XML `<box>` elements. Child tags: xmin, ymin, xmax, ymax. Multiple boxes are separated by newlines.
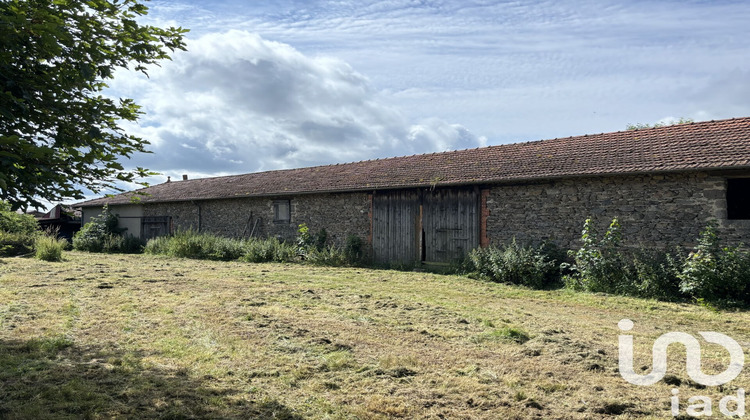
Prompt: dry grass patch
<box><xmin>1</xmin><ymin>252</ymin><xmax>750</xmax><ymax>418</ymax></box>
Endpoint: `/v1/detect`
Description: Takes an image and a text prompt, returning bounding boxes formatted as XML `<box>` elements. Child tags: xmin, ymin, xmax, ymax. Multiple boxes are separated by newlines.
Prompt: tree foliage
<box><xmin>0</xmin><ymin>0</ymin><xmax>188</xmax><ymax>210</ymax></box>
<box><xmin>625</xmin><ymin>117</ymin><xmax>694</xmax><ymax>131</ymax></box>
<box><xmin>0</xmin><ymin>200</ymin><xmax>38</xmax><ymax>235</ymax></box>
<box><xmin>0</xmin><ymin>199</ymin><xmax>38</xmax><ymax>256</ymax></box>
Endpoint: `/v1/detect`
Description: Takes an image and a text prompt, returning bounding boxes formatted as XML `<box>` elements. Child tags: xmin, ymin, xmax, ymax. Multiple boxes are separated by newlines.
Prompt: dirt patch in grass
<box><xmin>1</xmin><ymin>252</ymin><xmax>749</xmax><ymax>418</ymax></box>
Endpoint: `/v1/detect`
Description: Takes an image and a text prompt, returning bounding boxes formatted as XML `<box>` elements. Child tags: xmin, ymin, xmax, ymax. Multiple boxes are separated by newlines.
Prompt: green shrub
<box><xmin>563</xmin><ymin>218</ymin><xmax>750</xmax><ymax>304</ymax></box>
<box><xmin>315</xmin><ymin>228</ymin><xmax>328</xmax><ymax>251</ymax></box>
<box><xmin>148</xmin><ymin>230</ymin><xmax>244</xmax><ymax>260</ymax></box>
<box><xmin>344</xmin><ymin>234</ymin><xmax>365</xmax><ymax>264</ymax></box>
<box><xmin>207</xmin><ymin>236</ymin><xmax>246</xmax><ymax>261</ymax></box>
<box><xmin>73</xmin><ymin>206</ymin><xmax>124</xmax><ymax>253</ymax></box>
<box><xmin>161</xmin><ymin>230</ymin><xmax>203</xmax><ymax>258</ymax></box>
<box><xmin>0</xmin><ymin>231</ymin><xmax>36</xmax><ymax>257</ymax></box>
<box><xmin>564</xmin><ymin>218</ymin><xmax>629</xmax><ymax>294</ymax></box>
<box><xmin>99</xmin><ymin>234</ymin><xmax>144</xmax><ymax>254</ymax></box>
<box><xmin>102</xmin><ymin>234</ymin><xmax>123</xmax><ymax>253</ymax></box>
<box><xmin>272</xmin><ymin>239</ymin><xmax>299</xmax><ymax>263</ymax></box>
<box><xmin>0</xmin><ymin>201</ymin><xmax>39</xmax><ymax>256</ymax></box>
<box><xmin>34</xmin><ymin>235</ymin><xmax>66</xmax><ymax>262</ymax></box>
<box><xmin>296</xmin><ymin>223</ymin><xmax>331</xmax><ymax>255</ymax></box>
<box><xmin>297</xmin><ymin>223</ymin><xmax>313</xmax><ymax>254</ymax></box>
<box><xmin>238</xmin><ymin>239</ymin><xmax>272</xmax><ymax>263</ymax></box>
<box><xmin>144</xmin><ymin>230</ymin><xmax>297</xmax><ymax>263</ymax></box>
<box><xmin>145</xmin><ymin>230</ymin><xmax>193</xmax><ymax>258</ymax></box>
<box><xmin>0</xmin><ymin>201</ymin><xmax>38</xmax><ymax>235</ymax></box>
<box><xmin>119</xmin><ymin>234</ymin><xmax>145</xmax><ymax>254</ymax></box>
<box><xmin>678</xmin><ymin>221</ymin><xmax>750</xmax><ymax>304</ymax></box>
<box><xmin>628</xmin><ymin>249</ymin><xmax>684</xmax><ymax>301</ymax></box>
<box><xmin>240</xmin><ymin>237</ymin><xmax>297</xmax><ymax>263</ymax></box>
<box><xmin>468</xmin><ymin>238</ymin><xmax>558</xmax><ymax>289</ymax></box>
<box><xmin>306</xmin><ymin>245</ymin><xmax>348</xmax><ymax>267</ymax></box>
<box><xmin>143</xmin><ymin>235</ymin><xmax>170</xmax><ymax>255</ymax></box>
<box><xmin>72</xmin><ymin>233</ymin><xmax>103</xmax><ymax>253</ymax></box>
<box><xmin>563</xmin><ymin>218</ymin><xmax>683</xmax><ymax>298</ymax></box>
<box><xmin>294</xmin><ymin>226</ymin><xmax>365</xmax><ymax>266</ymax></box>
<box><xmin>73</xmin><ymin>206</ymin><xmax>145</xmax><ymax>254</ymax></box>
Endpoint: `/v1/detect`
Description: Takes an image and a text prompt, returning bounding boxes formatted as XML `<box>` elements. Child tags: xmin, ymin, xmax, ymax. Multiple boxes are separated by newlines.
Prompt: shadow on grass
<box><xmin>0</xmin><ymin>337</ymin><xmax>303</xmax><ymax>419</ymax></box>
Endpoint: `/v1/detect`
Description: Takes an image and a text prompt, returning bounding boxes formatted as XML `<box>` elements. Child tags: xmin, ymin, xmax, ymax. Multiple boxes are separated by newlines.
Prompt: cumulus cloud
<box><xmin>112</xmin><ymin>30</ymin><xmax>484</xmax><ymax>178</ymax></box>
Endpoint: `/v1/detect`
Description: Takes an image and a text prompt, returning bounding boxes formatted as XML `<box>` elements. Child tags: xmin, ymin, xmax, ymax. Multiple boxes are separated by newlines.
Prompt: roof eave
<box><xmin>73</xmin><ymin>164</ymin><xmax>750</xmax><ymax>208</ymax></box>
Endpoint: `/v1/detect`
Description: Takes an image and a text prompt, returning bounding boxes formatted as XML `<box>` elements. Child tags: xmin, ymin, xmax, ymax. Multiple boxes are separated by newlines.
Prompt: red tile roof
<box><xmin>78</xmin><ymin>117</ymin><xmax>750</xmax><ymax>207</ymax></box>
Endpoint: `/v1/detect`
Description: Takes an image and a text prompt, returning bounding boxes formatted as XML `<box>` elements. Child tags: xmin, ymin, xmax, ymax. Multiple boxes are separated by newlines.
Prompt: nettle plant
<box><xmin>678</xmin><ymin>221</ymin><xmax>750</xmax><ymax>304</ymax></box>
<box><xmin>564</xmin><ymin>217</ymin><xmax>629</xmax><ymax>293</ymax></box>
<box><xmin>468</xmin><ymin>238</ymin><xmax>558</xmax><ymax>289</ymax></box>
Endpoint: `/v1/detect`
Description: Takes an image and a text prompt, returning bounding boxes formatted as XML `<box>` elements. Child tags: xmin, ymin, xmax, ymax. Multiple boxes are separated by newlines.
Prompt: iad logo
<box><xmin>618</xmin><ymin>319</ymin><xmax>746</xmax><ymax>417</ymax></box>
<box><xmin>618</xmin><ymin>319</ymin><xmax>744</xmax><ymax>386</ymax></box>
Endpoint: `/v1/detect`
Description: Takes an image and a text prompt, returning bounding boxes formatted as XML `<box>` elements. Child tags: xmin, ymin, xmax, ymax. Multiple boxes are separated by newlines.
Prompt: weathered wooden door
<box><xmin>422</xmin><ymin>189</ymin><xmax>479</xmax><ymax>263</ymax></box>
<box><xmin>372</xmin><ymin>191</ymin><xmax>419</xmax><ymax>264</ymax></box>
<box><xmin>141</xmin><ymin>216</ymin><xmax>171</xmax><ymax>241</ymax></box>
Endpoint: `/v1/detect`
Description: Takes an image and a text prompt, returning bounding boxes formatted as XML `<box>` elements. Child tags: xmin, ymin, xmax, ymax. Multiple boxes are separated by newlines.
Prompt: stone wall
<box><xmin>485</xmin><ymin>171</ymin><xmax>750</xmax><ymax>250</ymax></box>
<box><xmin>107</xmin><ymin>170</ymin><xmax>750</xmax><ymax>257</ymax></box>
<box><xmin>142</xmin><ymin>192</ymin><xmax>371</xmax><ymax>247</ymax></box>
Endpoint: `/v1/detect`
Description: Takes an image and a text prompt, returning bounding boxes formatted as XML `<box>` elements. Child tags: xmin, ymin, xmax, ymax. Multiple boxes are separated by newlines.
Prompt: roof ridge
<box><xmin>76</xmin><ymin>115</ymin><xmax>750</xmax><ymax>207</ymax></box>
<box><xmin>165</xmin><ymin>116</ymin><xmax>749</xmax><ymax>183</ymax></box>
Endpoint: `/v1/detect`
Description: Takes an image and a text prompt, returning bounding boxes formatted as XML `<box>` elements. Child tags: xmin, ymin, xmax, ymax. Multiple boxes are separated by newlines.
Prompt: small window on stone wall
<box><xmin>273</xmin><ymin>200</ymin><xmax>291</xmax><ymax>223</ymax></box>
<box><xmin>727</xmin><ymin>178</ymin><xmax>750</xmax><ymax>220</ymax></box>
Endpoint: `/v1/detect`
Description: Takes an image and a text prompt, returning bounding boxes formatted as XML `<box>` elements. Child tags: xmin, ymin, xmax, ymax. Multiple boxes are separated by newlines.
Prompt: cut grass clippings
<box><xmin>1</xmin><ymin>251</ymin><xmax>748</xmax><ymax>418</ymax></box>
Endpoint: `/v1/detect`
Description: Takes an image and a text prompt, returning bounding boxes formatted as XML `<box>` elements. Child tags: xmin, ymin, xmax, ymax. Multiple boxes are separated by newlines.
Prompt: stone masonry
<box><xmin>485</xmin><ymin>171</ymin><xmax>750</xmax><ymax>250</ymax></box>
<box><xmin>142</xmin><ymin>192</ymin><xmax>371</xmax><ymax>247</ymax></box>
<box><xmin>104</xmin><ymin>170</ymin><xmax>750</xmax><ymax>256</ymax></box>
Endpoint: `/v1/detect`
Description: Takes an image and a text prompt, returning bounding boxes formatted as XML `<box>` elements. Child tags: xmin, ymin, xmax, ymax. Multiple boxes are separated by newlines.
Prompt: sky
<box><xmin>103</xmin><ymin>0</ymin><xmax>750</xmax><ymax>189</ymax></box>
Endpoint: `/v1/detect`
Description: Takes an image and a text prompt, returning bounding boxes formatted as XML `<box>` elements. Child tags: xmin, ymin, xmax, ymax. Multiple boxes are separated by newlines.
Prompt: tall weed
<box><xmin>564</xmin><ymin>218</ymin><xmax>629</xmax><ymax>294</ymax></box>
<box><xmin>306</xmin><ymin>245</ymin><xmax>349</xmax><ymax>267</ymax></box>
<box><xmin>563</xmin><ymin>218</ymin><xmax>750</xmax><ymax>305</ymax></box>
<box><xmin>240</xmin><ymin>237</ymin><xmax>298</xmax><ymax>263</ymax></box>
<box><xmin>678</xmin><ymin>221</ymin><xmax>750</xmax><ymax>304</ymax></box>
<box><xmin>468</xmin><ymin>239</ymin><xmax>558</xmax><ymax>288</ymax></box>
<box><xmin>35</xmin><ymin>235</ymin><xmax>66</xmax><ymax>262</ymax></box>
<box><xmin>145</xmin><ymin>230</ymin><xmax>298</xmax><ymax>263</ymax></box>
<box><xmin>628</xmin><ymin>249</ymin><xmax>684</xmax><ymax>300</ymax></box>
<box><xmin>148</xmin><ymin>230</ymin><xmax>244</xmax><ymax>260</ymax></box>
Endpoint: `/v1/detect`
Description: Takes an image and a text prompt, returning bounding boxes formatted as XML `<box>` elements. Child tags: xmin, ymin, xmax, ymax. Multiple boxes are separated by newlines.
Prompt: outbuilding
<box><xmin>77</xmin><ymin>117</ymin><xmax>750</xmax><ymax>264</ymax></box>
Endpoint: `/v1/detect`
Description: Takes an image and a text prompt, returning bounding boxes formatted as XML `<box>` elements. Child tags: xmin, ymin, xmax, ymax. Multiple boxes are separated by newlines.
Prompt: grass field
<box><xmin>1</xmin><ymin>252</ymin><xmax>749</xmax><ymax>419</ymax></box>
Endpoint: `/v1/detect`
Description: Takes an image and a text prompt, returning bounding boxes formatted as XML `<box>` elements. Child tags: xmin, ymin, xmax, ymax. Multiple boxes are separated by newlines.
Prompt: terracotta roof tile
<box><xmin>78</xmin><ymin>117</ymin><xmax>750</xmax><ymax>207</ymax></box>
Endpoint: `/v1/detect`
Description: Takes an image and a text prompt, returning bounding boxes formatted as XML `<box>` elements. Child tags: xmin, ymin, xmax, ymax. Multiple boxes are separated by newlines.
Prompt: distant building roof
<box><xmin>78</xmin><ymin>117</ymin><xmax>750</xmax><ymax>207</ymax></box>
<box><xmin>34</xmin><ymin>204</ymin><xmax>81</xmax><ymax>220</ymax></box>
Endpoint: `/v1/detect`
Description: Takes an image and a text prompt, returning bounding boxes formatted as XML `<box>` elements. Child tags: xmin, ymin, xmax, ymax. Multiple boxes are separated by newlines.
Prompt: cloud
<box><xmin>112</xmin><ymin>30</ymin><xmax>484</xmax><ymax>179</ymax></box>
<box><xmin>135</xmin><ymin>1</ymin><xmax>750</xmax><ymax>150</ymax></box>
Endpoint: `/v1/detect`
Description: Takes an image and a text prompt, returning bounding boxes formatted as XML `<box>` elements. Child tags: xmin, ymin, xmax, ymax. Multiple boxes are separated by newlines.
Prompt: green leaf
<box><xmin>0</xmin><ymin>0</ymin><xmax>187</xmax><ymax>209</ymax></box>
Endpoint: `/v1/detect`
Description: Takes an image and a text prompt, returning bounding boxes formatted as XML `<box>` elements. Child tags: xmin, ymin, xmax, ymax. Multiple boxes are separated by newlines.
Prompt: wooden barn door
<box><xmin>372</xmin><ymin>191</ymin><xmax>419</xmax><ymax>264</ymax></box>
<box><xmin>141</xmin><ymin>216</ymin><xmax>171</xmax><ymax>241</ymax></box>
<box><xmin>422</xmin><ymin>189</ymin><xmax>479</xmax><ymax>263</ymax></box>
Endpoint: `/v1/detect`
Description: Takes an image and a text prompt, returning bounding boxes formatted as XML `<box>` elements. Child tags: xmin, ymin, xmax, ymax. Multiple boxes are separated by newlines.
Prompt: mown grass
<box><xmin>1</xmin><ymin>252</ymin><xmax>749</xmax><ymax>419</ymax></box>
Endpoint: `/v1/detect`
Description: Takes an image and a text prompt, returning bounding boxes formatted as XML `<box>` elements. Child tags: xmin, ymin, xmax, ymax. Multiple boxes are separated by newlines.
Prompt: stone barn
<box><xmin>77</xmin><ymin>117</ymin><xmax>750</xmax><ymax>264</ymax></box>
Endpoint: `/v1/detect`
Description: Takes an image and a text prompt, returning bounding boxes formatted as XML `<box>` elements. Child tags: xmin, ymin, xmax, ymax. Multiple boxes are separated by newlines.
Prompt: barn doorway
<box><xmin>141</xmin><ymin>216</ymin><xmax>171</xmax><ymax>241</ymax></box>
<box><xmin>372</xmin><ymin>189</ymin><xmax>479</xmax><ymax>264</ymax></box>
<box><xmin>372</xmin><ymin>191</ymin><xmax>419</xmax><ymax>264</ymax></box>
<box><xmin>422</xmin><ymin>189</ymin><xmax>479</xmax><ymax>263</ymax></box>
